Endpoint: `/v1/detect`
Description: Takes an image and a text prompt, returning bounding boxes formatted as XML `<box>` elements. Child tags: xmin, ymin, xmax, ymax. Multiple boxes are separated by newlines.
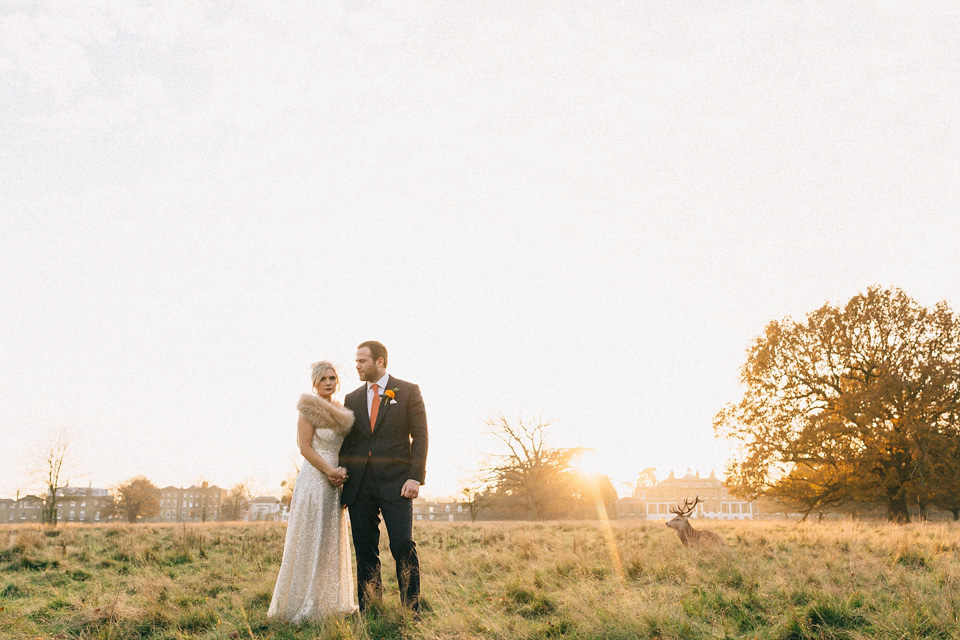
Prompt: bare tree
<box><xmin>34</xmin><ymin>429</ymin><xmax>71</xmax><ymax>526</ymax></box>
<box><xmin>482</xmin><ymin>415</ymin><xmax>585</xmax><ymax>520</ymax></box>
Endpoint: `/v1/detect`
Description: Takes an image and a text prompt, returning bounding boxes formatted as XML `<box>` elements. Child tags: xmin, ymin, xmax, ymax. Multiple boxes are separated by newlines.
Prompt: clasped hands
<box><xmin>326</xmin><ymin>468</ymin><xmax>419</xmax><ymax>499</ymax></box>
<box><xmin>327</xmin><ymin>467</ymin><xmax>348</xmax><ymax>487</ymax></box>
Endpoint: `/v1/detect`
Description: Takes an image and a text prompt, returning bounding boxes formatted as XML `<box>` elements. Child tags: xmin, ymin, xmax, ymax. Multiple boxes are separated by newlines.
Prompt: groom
<box><xmin>338</xmin><ymin>340</ymin><xmax>428</xmax><ymax>614</ymax></box>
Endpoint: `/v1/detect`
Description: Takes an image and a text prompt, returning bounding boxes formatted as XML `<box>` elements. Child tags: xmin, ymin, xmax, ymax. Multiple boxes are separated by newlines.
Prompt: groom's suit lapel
<box><xmin>372</xmin><ymin>375</ymin><xmax>392</xmax><ymax>435</ymax></box>
<box><xmin>354</xmin><ymin>386</ymin><xmax>370</xmax><ymax>432</ymax></box>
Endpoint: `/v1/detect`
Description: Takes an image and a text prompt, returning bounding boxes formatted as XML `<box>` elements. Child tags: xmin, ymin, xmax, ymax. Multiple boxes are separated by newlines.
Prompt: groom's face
<box><xmin>356</xmin><ymin>347</ymin><xmax>384</xmax><ymax>382</ymax></box>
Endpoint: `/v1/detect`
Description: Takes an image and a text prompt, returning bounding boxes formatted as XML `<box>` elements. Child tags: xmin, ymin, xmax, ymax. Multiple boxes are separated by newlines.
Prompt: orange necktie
<box><xmin>369</xmin><ymin>383</ymin><xmax>380</xmax><ymax>432</ymax></box>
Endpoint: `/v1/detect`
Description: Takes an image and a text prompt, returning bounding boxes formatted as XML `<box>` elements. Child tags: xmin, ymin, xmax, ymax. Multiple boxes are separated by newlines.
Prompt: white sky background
<box><xmin>2</xmin><ymin>1</ymin><xmax>958</xmax><ymax>500</ymax></box>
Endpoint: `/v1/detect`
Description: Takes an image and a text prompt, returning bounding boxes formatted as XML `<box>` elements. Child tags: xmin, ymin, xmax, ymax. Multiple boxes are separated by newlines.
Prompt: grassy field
<box><xmin>2</xmin><ymin>518</ymin><xmax>959</xmax><ymax>639</ymax></box>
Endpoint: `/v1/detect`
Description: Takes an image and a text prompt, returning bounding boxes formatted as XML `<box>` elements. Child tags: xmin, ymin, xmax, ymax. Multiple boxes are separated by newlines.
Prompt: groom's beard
<box><xmin>358</xmin><ymin>369</ymin><xmax>381</xmax><ymax>382</ymax></box>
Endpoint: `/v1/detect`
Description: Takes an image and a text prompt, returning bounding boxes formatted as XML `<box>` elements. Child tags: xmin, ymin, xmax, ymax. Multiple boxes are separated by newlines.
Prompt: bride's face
<box><xmin>314</xmin><ymin>369</ymin><xmax>339</xmax><ymax>398</ymax></box>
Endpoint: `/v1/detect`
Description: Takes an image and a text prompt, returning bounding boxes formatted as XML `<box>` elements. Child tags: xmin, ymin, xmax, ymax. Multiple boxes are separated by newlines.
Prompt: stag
<box><xmin>666</xmin><ymin>496</ymin><xmax>722</xmax><ymax>547</ymax></box>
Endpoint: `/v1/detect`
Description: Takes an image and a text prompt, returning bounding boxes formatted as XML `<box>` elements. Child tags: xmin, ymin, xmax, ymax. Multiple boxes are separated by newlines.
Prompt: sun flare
<box><xmin>573</xmin><ymin>449</ymin><xmax>607</xmax><ymax>478</ymax></box>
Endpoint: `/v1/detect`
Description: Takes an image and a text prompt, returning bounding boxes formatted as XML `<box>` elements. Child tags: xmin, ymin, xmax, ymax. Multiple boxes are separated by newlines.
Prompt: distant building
<box><xmin>157</xmin><ymin>484</ymin><xmax>228</xmax><ymax>523</ymax></box>
<box><xmin>0</xmin><ymin>488</ymin><xmax>115</xmax><ymax>524</ymax></box>
<box><xmin>618</xmin><ymin>470</ymin><xmax>759</xmax><ymax>521</ymax></box>
<box><xmin>1</xmin><ymin>495</ymin><xmax>44</xmax><ymax>523</ymax></box>
<box><xmin>54</xmin><ymin>486</ymin><xmax>114</xmax><ymax>524</ymax></box>
<box><xmin>0</xmin><ymin>498</ymin><xmax>16</xmax><ymax>522</ymax></box>
<box><xmin>246</xmin><ymin>496</ymin><xmax>289</xmax><ymax>522</ymax></box>
<box><xmin>413</xmin><ymin>499</ymin><xmax>471</xmax><ymax>522</ymax></box>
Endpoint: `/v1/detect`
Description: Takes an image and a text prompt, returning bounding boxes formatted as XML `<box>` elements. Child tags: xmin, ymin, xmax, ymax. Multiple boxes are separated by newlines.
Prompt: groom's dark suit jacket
<box><xmin>340</xmin><ymin>376</ymin><xmax>428</xmax><ymax>505</ymax></box>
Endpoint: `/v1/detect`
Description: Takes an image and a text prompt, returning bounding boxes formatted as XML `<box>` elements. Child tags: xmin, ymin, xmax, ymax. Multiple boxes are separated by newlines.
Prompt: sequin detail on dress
<box><xmin>267</xmin><ymin>396</ymin><xmax>357</xmax><ymax>622</ymax></box>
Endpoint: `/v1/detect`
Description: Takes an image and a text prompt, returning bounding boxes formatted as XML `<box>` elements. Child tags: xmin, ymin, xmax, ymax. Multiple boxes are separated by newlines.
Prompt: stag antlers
<box><xmin>666</xmin><ymin>495</ymin><xmax>722</xmax><ymax>547</ymax></box>
<box><xmin>669</xmin><ymin>496</ymin><xmax>702</xmax><ymax>517</ymax></box>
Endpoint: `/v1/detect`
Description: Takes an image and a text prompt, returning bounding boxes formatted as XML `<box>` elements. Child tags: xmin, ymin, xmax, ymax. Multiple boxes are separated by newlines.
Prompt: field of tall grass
<box><xmin>2</xmin><ymin>518</ymin><xmax>959</xmax><ymax>639</ymax></box>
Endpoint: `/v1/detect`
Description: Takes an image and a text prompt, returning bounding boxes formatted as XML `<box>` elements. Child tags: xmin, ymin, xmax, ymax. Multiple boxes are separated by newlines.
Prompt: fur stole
<box><xmin>297</xmin><ymin>394</ymin><xmax>354</xmax><ymax>436</ymax></box>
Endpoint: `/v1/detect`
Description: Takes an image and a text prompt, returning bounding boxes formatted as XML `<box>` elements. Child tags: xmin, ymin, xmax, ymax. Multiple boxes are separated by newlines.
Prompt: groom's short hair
<box><xmin>358</xmin><ymin>340</ymin><xmax>388</xmax><ymax>367</ymax></box>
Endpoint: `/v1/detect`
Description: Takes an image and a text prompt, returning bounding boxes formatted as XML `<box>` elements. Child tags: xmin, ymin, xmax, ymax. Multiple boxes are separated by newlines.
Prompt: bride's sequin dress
<box><xmin>268</xmin><ymin>396</ymin><xmax>357</xmax><ymax>622</ymax></box>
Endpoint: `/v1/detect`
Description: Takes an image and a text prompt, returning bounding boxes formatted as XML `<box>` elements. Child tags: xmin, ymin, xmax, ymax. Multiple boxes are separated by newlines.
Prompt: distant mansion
<box><xmin>618</xmin><ymin>470</ymin><xmax>759</xmax><ymax>520</ymax></box>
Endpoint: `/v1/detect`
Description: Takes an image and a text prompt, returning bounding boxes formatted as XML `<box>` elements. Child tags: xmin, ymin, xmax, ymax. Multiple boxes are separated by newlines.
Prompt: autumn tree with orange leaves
<box><xmin>115</xmin><ymin>476</ymin><xmax>160</xmax><ymax>523</ymax></box>
<box><xmin>715</xmin><ymin>286</ymin><xmax>960</xmax><ymax>523</ymax></box>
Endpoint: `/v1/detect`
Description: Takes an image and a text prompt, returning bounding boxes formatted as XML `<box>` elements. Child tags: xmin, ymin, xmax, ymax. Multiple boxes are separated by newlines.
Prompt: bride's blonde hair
<box><xmin>310</xmin><ymin>360</ymin><xmax>340</xmax><ymax>394</ymax></box>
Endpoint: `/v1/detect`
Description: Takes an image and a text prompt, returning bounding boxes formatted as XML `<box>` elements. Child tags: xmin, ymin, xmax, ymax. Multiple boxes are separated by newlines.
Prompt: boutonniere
<box><xmin>380</xmin><ymin>387</ymin><xmax>399</xmax><ymax>407</ymax></box>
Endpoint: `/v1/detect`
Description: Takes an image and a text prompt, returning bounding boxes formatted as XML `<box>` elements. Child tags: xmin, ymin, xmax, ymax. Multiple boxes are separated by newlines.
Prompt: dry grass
<box><xmin>2</xmin><ymin>519</ymin><xmax>959</xmax><ymax>639</ymax></box>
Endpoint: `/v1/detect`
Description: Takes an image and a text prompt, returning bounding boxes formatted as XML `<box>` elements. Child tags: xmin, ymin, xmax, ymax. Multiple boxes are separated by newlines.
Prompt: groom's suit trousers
<box><xmin>348</xmin><ymin>466</ymin><xmax>420</xmax><ymax>612</ymax></box>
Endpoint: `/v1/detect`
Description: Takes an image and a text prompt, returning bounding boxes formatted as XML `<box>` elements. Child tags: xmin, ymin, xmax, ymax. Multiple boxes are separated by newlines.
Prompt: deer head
<box><xmin>665</xmin><ymin>495</ymin><xmax>722</xmax><ymax>546</ymax></box>
<box><xmin>665</xmin><ymin>496</ymin><xmax>701</xmax><ymax>530</ymax></box>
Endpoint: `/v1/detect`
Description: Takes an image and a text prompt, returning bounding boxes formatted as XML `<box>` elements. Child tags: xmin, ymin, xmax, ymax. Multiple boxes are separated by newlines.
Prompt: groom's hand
<box><xmin>400</xmin><ymin>479</ymin><xmax>420</xmax><ymax>499</ymax></box>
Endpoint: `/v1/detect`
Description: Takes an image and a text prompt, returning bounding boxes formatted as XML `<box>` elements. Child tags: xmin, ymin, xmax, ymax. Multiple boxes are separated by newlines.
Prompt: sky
<box><xmin>2</xmin><ymin>1</ymin><xmax>958</xmax><ymax>500</ymax></box>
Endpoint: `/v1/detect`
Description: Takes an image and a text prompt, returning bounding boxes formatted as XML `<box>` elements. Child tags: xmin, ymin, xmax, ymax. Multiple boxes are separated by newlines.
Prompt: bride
<box><xmin>268</xmin><ymin>361</ymin><xmax>358</xmax><ymax>621</ymax></box>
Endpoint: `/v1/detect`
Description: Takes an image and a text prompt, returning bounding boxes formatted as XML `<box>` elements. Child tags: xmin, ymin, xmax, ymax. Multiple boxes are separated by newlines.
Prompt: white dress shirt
<box><xmin>366</xmin><ymin>373</ymin><xmax>391</xmax><ymax>417</ymax></box>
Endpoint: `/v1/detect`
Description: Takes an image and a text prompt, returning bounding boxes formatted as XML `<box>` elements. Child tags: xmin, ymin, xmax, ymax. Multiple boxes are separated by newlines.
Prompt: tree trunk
<box><xmin>887</xmin><ymin>492</ymin><xmax>910</xmax><ymax>524</ymax></box>
<box><xmin>44</xmin><ymin>491</ymin><xmax>59</xmax><ymax>526</ymax></box>
<box><xmin>952</xmin><ymin>509</ymin><xmax>959</xmax><ymax>522</ymax></box>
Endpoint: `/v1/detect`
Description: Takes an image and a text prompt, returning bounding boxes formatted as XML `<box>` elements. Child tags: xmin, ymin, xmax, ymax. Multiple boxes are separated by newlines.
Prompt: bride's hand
<box><xmin>327</xmin><ymin>467</ymin><xmax>347</xmax><ymax>485</ymax></box>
